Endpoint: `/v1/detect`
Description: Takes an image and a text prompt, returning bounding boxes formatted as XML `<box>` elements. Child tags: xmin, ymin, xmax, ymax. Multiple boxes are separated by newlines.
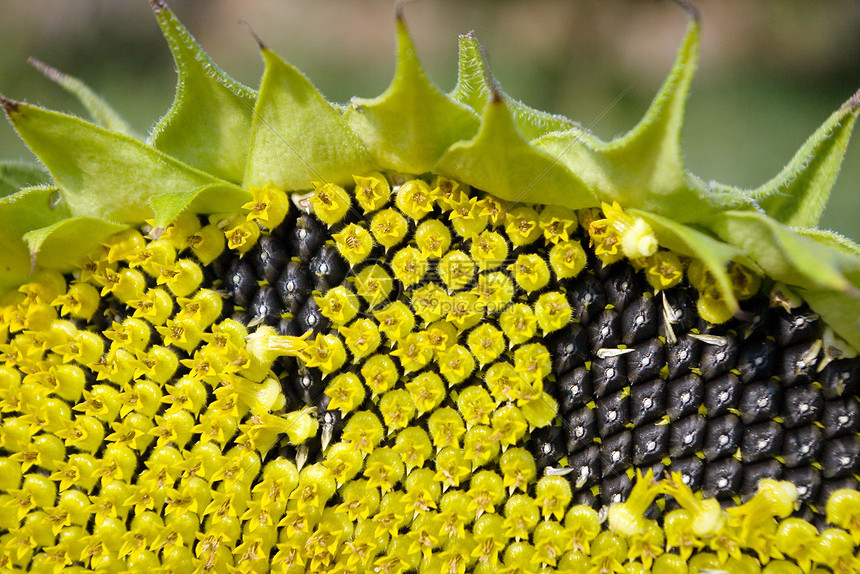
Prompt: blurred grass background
<box><xmin>1</xmin><ymin>0</ymin><xmax>858</xmax><ymax>237</ymax></box>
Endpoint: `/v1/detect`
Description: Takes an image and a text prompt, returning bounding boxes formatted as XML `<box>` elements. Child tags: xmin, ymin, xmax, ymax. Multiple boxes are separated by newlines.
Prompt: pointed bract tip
<box><xmin>0</xmin><ymin>94</ymin><xmax>20</xmax><ymax>116</ymax></box>
<box><xmin>149</xmin><ymin>0</ymin><xmax>168</xmax><ymax>13</ymax></box>
<box><xmin>670</xmin><ymin>0</ymin><xmax>701</xmax><ymax>23</ymax></box>
<box><xmin>27</xmin><ymin>57</ymin><xmax>66</xmax><ymax>83</ymax></box>
<box><xmin>239</xmin><ymin>20</ymin><xmax>267</xmax><ymax>50</ymax></box>
<box><xmin>840</xmin><ymin>87</ymin><xmax>860</xmax><ymax>114</ymax></box>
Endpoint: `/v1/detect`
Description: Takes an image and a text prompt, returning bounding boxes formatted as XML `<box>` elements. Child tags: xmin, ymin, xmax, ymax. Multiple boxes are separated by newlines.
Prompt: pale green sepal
<box><xmin>150</xmin><ymin>183</ymin><xmax>253</xmax><ymax>229</ymax></box>
<box><xmin>2</xmin><ymin>100</ymin><xmax>228</xmax><ymax>224</ymax></box>
<box><xmin>597</xmin><ymin>19</ymin><xmax>706</xmax><ymax>220</ymax></box>
<box><xmin>632</xmin><ymin>208</ymin><xmax>739</xmax><ymax>312</ymax></box>
<box><xmin>0</xmin><ymin>160</ymin><xmax>50</xmax><ymax>199</ymax></box>
<box><xmin>244</xmin><ymin>48</ymin><xmax>376</xmax><ymax>190</ymax></box>
<box><xmin>344</xmin><ymin>15</ymin><xmax>480</xmax><ymax>174</ymax></box>
<box><xmin>24</xmin><ymin>216</ymin><xmax>128</xmax><ymax>272</ymax></box>
<box><xmin>29</xmin><ymin>58</ymin><xmax>140</xmax><ymax>139</ymax></box>
<box><xmin>711</xmin><ymin>210</ymin><xmax>856</xmax><ymax>293</ymax></box>
<box><xmin>795</xmin><ymin>227</ymin><xmax>860</xmax><ymax>258</ymax></box>
<box><xmin>434</xmin><ymin>97</ymin><xmax>597</xmax><ymax>208</ymax></box>
<box><xmin>451</xmin><ymin>32</ymin><xmax>578</xmax><ymax>141</ymax></box>
<box><xmin>754</xmin><ymin>91</ymin><xmax>860</xmax><ymax>227</ymax></box>
<box><xmin>801</xmin><ymin>290</ymin><xmax>860</xmax><ymax>351</ymax></box>
<box><xmin>0</xmin><ymin>186</ymin><xmax>70</xmax><ymax>292</ymax></box>
<box><xmin>148</xmin><ymin>0</ymin><xmax>257</xmax><ymax>184</ymax></box>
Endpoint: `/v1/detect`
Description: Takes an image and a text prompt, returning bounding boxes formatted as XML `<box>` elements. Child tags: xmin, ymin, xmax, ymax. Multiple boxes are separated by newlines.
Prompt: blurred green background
<box><xmin>1</xmin><ymin>0</ymin><xmax>858</xmax><ymax>237</ymax></box>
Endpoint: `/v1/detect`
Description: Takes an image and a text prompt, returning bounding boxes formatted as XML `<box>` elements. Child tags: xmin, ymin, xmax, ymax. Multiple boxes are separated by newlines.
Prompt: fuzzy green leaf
<box><xmin>534</xmin><ymin>19</ymin><xmax>744</xmax><ymax>223</ymax></box>
<box><xmin>435</xmin><ymin>97</ymin><xmax>597</xmax><ymax>208</ymax></box>
<box><xmin>148</xmin><ymin>0</ymin><xmax>257</xmax><ymax>184</ymax></box>
<box><xmin>451</xmin><ymin>32</ymin><xmax>578</xmax><ymax>141</ymax></box>
<box><xmin>0</xmin><ymin>161</ymin><xmax>50</xmax><ymax>198</ymax></box>
<box><xmin>29</xmin><ymin>58</ymin><xmax>140</xmax><ymax>139</ymax></box>
<box><xmin>632</xmin><ymin>208</ymin><xmax>740</xmax><ymax>311</ymax></box>
<box><xmin>244</xmin><ymin>48</ymin><xmax>376</xmax><ymax>190</ymax></box>
<box><xmin>1</xmin><ymin>99</ymin><xmax>232</xmax><ymax>224</ymax></box>
<box><xmin>150</xmin><ymin>183</ymin><xmax>253</xmax><ymax>229</ymax></box>
<box><xmin>711</xmin><ymin>210</ymin><xmax>857</xmax><ymax>293</ymax></box>
<box><xmin>24</xmin><ymin>216</ymin><xmax>127</xmax><ymax>271</ymax></box>
<box><xmin>344</xmin><ymin>15</ymin><xmax>480</xmax><ymax>174</ymax></box>
<box><xmin>801</xmin><ymin>290</ymin><xmax>860</xmax><ymax>351</ymax></box>
<box><xmin>795</xmin><ymin>227</ymin><xmax>860</xmax><ymax>258</ymax></box>
<box><xmin>0</xmin><ymin>186</ymin><xmax>70</xmax><ymax>291</ymax></box>
<box><xmin>754</xmin><ymin>91</ymin><xmax>860</xmax><ymax>228</ymax></box>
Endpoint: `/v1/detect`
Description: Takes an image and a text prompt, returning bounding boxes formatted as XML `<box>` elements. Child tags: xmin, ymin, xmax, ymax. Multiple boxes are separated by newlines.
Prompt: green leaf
<box><xmin>344</xmin><ymin>14</ymin><xmax>480</xmax><ymax>174</ymax></box>
<box><xmin>801</xmin><ymin>289</ymin><xmax>860</xmax><ymax>351</ymax></box>
<box><xmin>434</xmin><ymin>96</ymin><xmax>597</xmax><ymax>208</ymax></box>
<box><xmin>795</xmin><ymin>227</ymin><xmax>860</xmax><ymax>258</ymax></box>
<box><xmin>0</xmin><ymin>186</ymin><xmax>70</xmax><ymax>292</ymax></box>
<box><xmin>632</xmin><ymin>208</ymin><xmax>740</xmax><ymax>311</ymax></box>
<box><xmin>150</xmin><ymin>183</ymin><xmax>253</xmax><ymax>229</ymax></box>
<box><xmin>243</xmin><ymin>47</ymin><xmax>376</xmax><ymax>190</ymax></box>
<box><xmin>711</xmin><ymin>210</ymin><xmax>856</xmax><ymax>293</ymax></box>
<box><xmin>534</xmin><ymin>18</ymin><xmax>741</xmax><ymax>223</ymax></box>
<box><xmin>754</xmin><ymin>90</ymin><xmax>860</xmax><ymax>228</ymax></box>
<box><xmin>450</xmin><ymin>32</ymin><xmax>577</xmax><ymax>141</ymax></box>
<box><xmin>148</xmin><ymin>0</ymin><xmax>257</xmax><ymax>184</ymax></box>
<box><xmin>599</xmin><ymin>17</ymin><xmax>698</xmax><ymax>203</ymax></box>
<box><xmin>29</xmin><ymin>58</ymin><xmax>140</xmax><ymax>139</ymax></box>
<box><xmin>0</xmin><ymin>161</ymin><xmax>50</xmax><ymax>198</ymax></box>
<box><xmin>25</xmin><ymin>216</ymin><xmax>127</xmax><ymax>271</ymax></box>
<box><xmin>1</xmin><ymin>98</ymin><xmax>231</xmax><ymax>224</ymax></box>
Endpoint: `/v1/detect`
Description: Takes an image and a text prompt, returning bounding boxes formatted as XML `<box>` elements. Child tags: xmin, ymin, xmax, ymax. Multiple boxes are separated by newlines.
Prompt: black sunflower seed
<box><xmin>782</xmin><ymin>425</ymin><xmax>823</xmax><ymax>468</ymax></box>
<box><xmin>276</xmin><ymin>260</ymin><xmax>313</xmax><ymax>313</ymax></box>
<box><xmin>596</xmin><ymin>390</ymin><xmax>629</xmax><ymax>437</ymax></box>
<box><xmin>564</xmin><ymin>406</ymin><xmax>596</xmax><ymax>453</ymax></box>
<box><xmin>703</xmin><ymin>414</ymin><xmax>742</xmax><ymax>462</ymax></box>
<box><xmin>781</xmin><ymin>385</ymin><xmax>823</xmax><ymax>428</ymax></box>
<box><xmin>252</xmin><ymin>234</ymin><xmax>290</xmax><ymax>284</ymax></box>
<box><xmin>775</xmin><ymin>308</ymin><xmax>819</xmax><ymax>347</ymax></box>
<box><xmin>703</xmin><ymin>373</ymin><xmax>741</xmax><ymax>419</ymax></box>
<box><xmin>249</xmin><ymin>285</ymin><xmax>281</xmax><ymax>326</ymax></box>
<box><xmin>666</xmin><ymin>374</ymin><xmax>703</xmax><ymax>422</ymax></box>
<box><xmin>588</xmin><ymin>309</ymin><xmax>620</xmax><ymax>352</ymax></box>
<box><xmin>591</xmin><ymin>355</ymin><xmax>627</xmax><ymax>398</ymax></box>
<box><xmin>558</xmin><ymin>366</ymin><xmax>591</xmax><ymax>414</ymax></box>
<box><xmin>821</xmin><ymin>398</ymin><xmax>860</xmax><ymax>438</ymax></box>
<box><xmin>548</xmin><ymin>323</ymin><xmax>588</xmax><ymax>376</ymax></box>
<box><xmin>632</xmin><ymin>422</ymin><xmax>669</xmax><ymax>466</ymax></box>
<box><xmin>289</xmin><ymin>214</ymin><xmax>326</xmax><ymax>259</ymax></box>
<box><xmin>226</xmin><ymin>258</ymin><xmax>257</xmax><ymax>308</ymax></box>
<box><xmin>567</xmin><ymin>447</ymin><xmax>601</xmax><ymax>490</ymax></box>
<box><xmin>669</xmin><ymin>414</ymin><xmax>706</xmax><ymax>458</ymax></box>
<box><xmin>620</xmin><ymin>295</ymin><xmax>657</xmax><ymax>346</ymax></box>
<box><xmin>666</xmin><ymin>334</ymin><xmax>701</xmax><ymax>379</ymax></box>
<box><xmin>630</xmin><ymin>379</ymin><xmax>665</xmax><ymax>427</ymax></box>
<box><xmin>566</xmin><ymin>273</ymin><xmax>605</xmax><ymax>325</ymax></box>
<box><xmin>295</xmin><ymin>296</ymin><xmax>330</xmax><ymax>335</ymax></box>
<box><xmin>738</xmin><ymin>380</ymin><xmax>781</xmax><ymax>425</ymax></box>
<box><xmin>820</xmin><ymin>435</ymin><xmax>860</xmax><ymax>479</ymax></box>
<box><xmin>699</xmin><ymin>336</ymin><xmax>738</xmax><ymax>380</ymax></box>
<box><xmin>703</xmin><ymin>457</ymin><xmax>743</xmax><ymax>499</ymax></box>
<box><xmin>819</xmin><ymin>358</ymin><xmax>860</xmax><ymax>400</ymax></box>
<box><xmin>736</xmin><ymin>337</ymin><xmax>777</xmax><ymax>383</ymax></box>
<box><xmin>532</xmin><ymin>425</ymin><xmax>566</xmax><ymax>470</ymax></box>
<box><xmin>740</xmin><ymin>421</ymin><xmax>783</xmax><ymax>463</ymax></box>
<box><xmin>626</xmin><ymin>338</ymin><xmax>664</xmax><ymax>386</ymax></box>
<box><xmin>600</xmin><ymin>431</ymin><xmax>633</xmax><ymax>476</ymax></box>
<box><xmin>779</xmin><ymin>341</ymin><xmax>819</xmax><ymax>387</ymax></box>
<box><xmin>309</xmin><ymin>244</ymin><xmax>348</xmax><ymax>292</ymax></box>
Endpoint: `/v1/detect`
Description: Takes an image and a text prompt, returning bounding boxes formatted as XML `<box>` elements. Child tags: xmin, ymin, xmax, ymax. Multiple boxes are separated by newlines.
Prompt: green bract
<box><xmin>1</xmin><ymin>1</ymin><xmax>860</xmax><ymax>347</ymax></box>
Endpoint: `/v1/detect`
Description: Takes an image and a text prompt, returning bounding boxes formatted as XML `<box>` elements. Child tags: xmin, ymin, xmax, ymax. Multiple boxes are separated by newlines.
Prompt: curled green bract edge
<box><xmin>1</xmin><ymin>1</ymin><xmax>859</xmax><ymax>346</ymax></box>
